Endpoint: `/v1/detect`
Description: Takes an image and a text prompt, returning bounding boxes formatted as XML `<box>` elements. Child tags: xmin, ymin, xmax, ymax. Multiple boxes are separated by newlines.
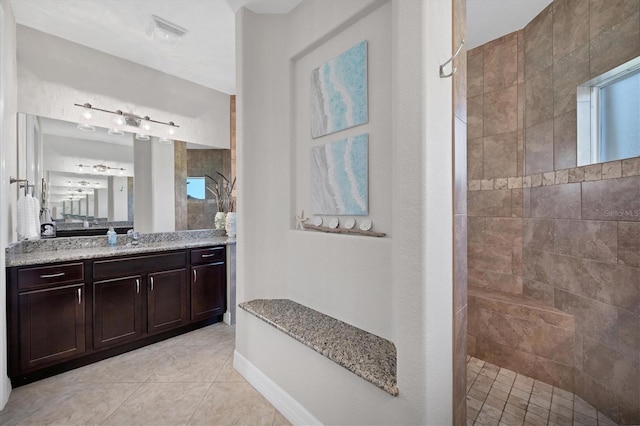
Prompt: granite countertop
<box><xmin>239</xmin><ymin>299</ymin><xmax>398</xmax><ymax>396</ymax></box>
<box><xmin>6</xmin><ymin>230</ymin><xmax>235</xmax><ymax>267</ymax></box>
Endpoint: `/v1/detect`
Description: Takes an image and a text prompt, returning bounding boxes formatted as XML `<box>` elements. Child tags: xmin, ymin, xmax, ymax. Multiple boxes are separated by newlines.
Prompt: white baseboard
<box><xmin>233</xmin><ymin>350</ymin><xmax>322</xmax><ymax>426</ymax></box>
<box><xmin>223</xmin><ymin>311</ymin><xmax>231</xmax><ymax>325</ymax></box>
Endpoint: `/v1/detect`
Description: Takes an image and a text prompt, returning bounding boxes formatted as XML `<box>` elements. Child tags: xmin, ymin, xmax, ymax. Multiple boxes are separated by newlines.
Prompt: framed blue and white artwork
<box><xmin>310</xmin><ymin>40</ymin><xmax>368</xmax><ymax>138</ymax></box>
<box><xmin>311</xmin><ymin>134</ymin><xmax>368</xmax><ymax>215</ymax></box>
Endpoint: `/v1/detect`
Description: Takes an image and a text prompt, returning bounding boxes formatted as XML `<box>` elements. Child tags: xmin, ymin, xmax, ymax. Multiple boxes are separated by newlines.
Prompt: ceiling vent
<box><xmin>146</xmin><ymin>15</ymin><xmax>188</xmax><ymax>47</ymax></box>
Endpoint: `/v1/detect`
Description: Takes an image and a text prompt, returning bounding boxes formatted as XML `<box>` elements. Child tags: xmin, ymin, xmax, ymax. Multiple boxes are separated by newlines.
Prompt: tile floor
<box><xmin>467</xmin><ymin>356</ymin><xmax>619</xmax><ymax>426</ymax></box>
<box><xmin>0</xmin><ymin>323</ymin><xmax>291</xmax><ymax>426</ymax></box>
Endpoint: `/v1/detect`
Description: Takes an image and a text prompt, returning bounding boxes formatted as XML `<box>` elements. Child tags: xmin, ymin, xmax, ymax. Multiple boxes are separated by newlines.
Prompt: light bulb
<box><xmin>113</xmin><ymin>113</ymin><xmax>125</xmax><ymax>126</ymax></box>
<box><xmin>108</xmin><ymin>128</ymin><xmax>124</xmax><ymax>136</ymax></box>
<box><xmin>119</xmin><ymin>168</ymin><xmax>124</xmax><ymax>175</ymax></box>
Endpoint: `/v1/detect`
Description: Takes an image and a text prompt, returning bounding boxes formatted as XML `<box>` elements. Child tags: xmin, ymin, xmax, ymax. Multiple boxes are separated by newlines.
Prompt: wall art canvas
<box><xmin>310</xmin><ymin>40</ymin><xmax>368</xmax><ymax>139</ymax></box>
<box><xmin>311</xmin><ymin>134</ymin><xmax>368</xmax><ymax>215</ymax></box>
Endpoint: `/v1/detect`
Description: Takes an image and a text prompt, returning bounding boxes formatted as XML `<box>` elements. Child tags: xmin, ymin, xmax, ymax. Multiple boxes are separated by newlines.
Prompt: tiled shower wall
<box><xmin>174</xmin><ymin>142</ymin><xmax>231</xmax><ymax>231</ymax></box>
<box><xmin>452</xmin><ymin>0</ymin><xmax>468</xmax><ymax>423</ymax></box>
<box><xmin>467</xmin><ymin>0</ymin><xmax>640</xmax><ymax>423</ymax></box>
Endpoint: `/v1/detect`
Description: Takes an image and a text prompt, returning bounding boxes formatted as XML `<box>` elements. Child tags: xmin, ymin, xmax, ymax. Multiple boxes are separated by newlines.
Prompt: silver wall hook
<box><xmin>439</xmin><ymin>39</ymin><xmax>465</xmax><ymax>78</ymax></box>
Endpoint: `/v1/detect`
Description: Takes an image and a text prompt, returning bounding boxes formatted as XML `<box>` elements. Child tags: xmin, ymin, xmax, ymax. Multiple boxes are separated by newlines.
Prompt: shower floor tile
<box><xmin>466</xmin><ymin>356</ymin><xmax>618</xmax><ymax>426</ymax></box>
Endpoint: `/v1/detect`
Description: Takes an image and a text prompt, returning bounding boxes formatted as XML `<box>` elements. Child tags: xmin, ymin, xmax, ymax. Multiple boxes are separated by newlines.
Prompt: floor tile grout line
<box><xmin>97</xmin><ymin>381</ymin><xmax>146</xmax><ymax>426</ymax></box>
<box><xmin>184</xmin><ymin>381</ymin><xmax>215</xmax><ymax>426</ymax></box>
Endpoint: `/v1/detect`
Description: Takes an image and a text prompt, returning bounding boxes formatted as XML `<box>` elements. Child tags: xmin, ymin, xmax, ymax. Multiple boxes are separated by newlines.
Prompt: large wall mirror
<box><xmin>19</xmin><ymin>113</ymin><xmax>231</xmax><ymax>236</ymax></box>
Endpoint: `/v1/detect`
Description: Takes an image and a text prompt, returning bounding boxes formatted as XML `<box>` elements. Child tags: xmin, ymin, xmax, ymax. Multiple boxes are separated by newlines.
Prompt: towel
<box><xmin>17</xmin><ymin>194</ymin><xmax>41</xmax><ymax>240</ymax></box>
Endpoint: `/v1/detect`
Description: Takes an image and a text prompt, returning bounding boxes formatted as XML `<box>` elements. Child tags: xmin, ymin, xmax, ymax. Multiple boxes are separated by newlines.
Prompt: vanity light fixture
<box><xmin>108</xmin><ymin>127</ymin><xmax>124</xmax><ymax>136</ymax></box>
<box><xmin>76</xmin><ymin>163</ymin><xmax>126</xmax><ymax>175</ymax></box>
<box><xmin>73</xmin><ymin>103</ymin><xmax>179</xmax><ymax>137</ymax></box>
<box><xmin>77</xmin><ymin>103</ymin><xmax>96</xmax><ymax>132</ymax></box>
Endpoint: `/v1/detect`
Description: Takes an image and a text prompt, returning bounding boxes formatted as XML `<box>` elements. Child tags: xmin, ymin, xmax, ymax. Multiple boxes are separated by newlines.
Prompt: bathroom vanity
<box><xmin>5</xmin><ymin>231</ymin><xmax>234</xmax><ymax>386</ymax></box>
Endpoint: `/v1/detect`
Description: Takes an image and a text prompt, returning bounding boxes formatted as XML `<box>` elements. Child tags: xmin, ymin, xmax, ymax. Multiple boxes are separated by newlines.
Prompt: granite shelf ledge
<box><xmin>239</xmin><ymin>299</ymin><xmax>398</xmax><ymax>396</ymax></box>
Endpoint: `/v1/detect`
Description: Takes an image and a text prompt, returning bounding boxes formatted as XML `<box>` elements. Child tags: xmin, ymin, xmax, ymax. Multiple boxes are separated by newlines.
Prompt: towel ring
<box><xmin>439</xmin><ymin>39</ymin><xmax>465</xmax><ymax>78</ymax></box>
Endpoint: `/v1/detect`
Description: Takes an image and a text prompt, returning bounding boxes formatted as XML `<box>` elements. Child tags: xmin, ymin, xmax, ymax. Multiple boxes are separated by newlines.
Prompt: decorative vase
<box><xmin>225</xmin><ymin>212</ymin><xmax>237</xmax><ymax>238</ymax></box>
<box><xmin>214</xmin><ymin>212</ymin><xmax>227</xmax><ymax>230</ymax></box>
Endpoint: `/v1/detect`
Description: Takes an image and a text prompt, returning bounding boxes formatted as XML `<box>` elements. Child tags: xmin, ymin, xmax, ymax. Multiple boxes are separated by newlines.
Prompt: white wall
<box><xmin>107</xmin><ymin>176</ymin><xmax>128</xmax><ymax>221</ymax></box>
<box><xmin>0</xmin><ymin>0</ymin><xmax>17</xmax><ymax>408</ymax></box>
<box><xmin>16</xmin><ymin>25</ymin><xmax>230</xmax><ymax>149</ymax></box>
<box><xmin>133</xmin><ymin>139</ymin><xmax>175</xmax><ymax>233</ymax></box>
<box><xmin>235</xmin><ymin>0</ymin><xmax>453</xmax><ymax>424</ymax></box>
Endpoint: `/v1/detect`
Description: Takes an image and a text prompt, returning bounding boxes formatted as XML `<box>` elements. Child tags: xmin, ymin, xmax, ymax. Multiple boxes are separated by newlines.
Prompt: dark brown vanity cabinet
<box><xmin>92</xmin><ymin>252</ymin><xmax>187</xmax><ymax>349</ymax></box>
<box><xmin>190</xmin><ymin>247</ymin><xmax>226</xmax><ymax>321</ymax></box>
<box><xmin>147</xmin><ymin>269</ymin><xmax>188</xmax><ymax>334</ymax></box>
<box><xmin>10</xmin><ymin>263</ymin><xmax>86</xmax><ymax>373</ymax></box>
<box><xmin>93</xmin><ymin>275</ymin><xmax>143</xmax><ymax>349</ymax></box>
<box><xmin>7</xmin><ymin>245</ymin><xmax>227</xmax><ymax>384</ymax></box>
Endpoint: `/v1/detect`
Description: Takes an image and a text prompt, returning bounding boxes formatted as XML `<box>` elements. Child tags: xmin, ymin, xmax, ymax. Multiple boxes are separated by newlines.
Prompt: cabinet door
<box><xmin>148</xmin><ymin>269</ymin><xmax>188</xmax><ymax>334</ymax></box>
<box><xmin>191</xmin><ymin>262</ymin><xmax>226</xmax><ymax>322</ymax></box>
<box><xmin>93</xmin><ymin>276</ymin><xmax>142</xmax><ymax>349</ymax></box>
<box><xmin>18</xmin><ymin>284</ymin><xmax>85</xmax><ymax>371</ymax></box>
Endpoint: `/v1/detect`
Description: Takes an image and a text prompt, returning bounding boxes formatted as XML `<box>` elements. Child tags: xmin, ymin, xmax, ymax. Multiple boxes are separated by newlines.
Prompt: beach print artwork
<box><xmin>311</xmin><ymin>40</ymin><xmax>368</xmax><ymax>138</ymax></box>
<box><xmin>311</xmin><ymin>134</ymin><xmax>368</xmax><ymax>215</ymax></box>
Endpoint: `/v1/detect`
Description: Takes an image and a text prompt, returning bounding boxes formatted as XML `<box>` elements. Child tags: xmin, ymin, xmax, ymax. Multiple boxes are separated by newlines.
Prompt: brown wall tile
<box><xmin>524</xmin><ymin>4</ymin><xmax>554</xmax><ymax>79</ymax></box>
<box><xmin>468</xmin><ymin>49</ymin><xmax>484</xmax><ymax>97</ymax></box>
<box><xmin>582</xmin><ymin>176</ymin><xmax>640</xmax><ymax>221</ymax></box>
<box><xmin>484</xmin><ymin>86</ymin><xmax>518</xmax><ymax>136</ymax></box>
<box><xmin>468</xmin><ymin>216</ymin><xmax>485</xmax><ymax>244</ymax></box>
<box><xmin>554</xmin><ymin>289</ymin><xmax>619</xmax><ymax>349</ymax></box>
<box><xmin>582</xmin><ymin>260</ymin><xmax>640</xmax><ymax>312</ymax></box>
<box><xmin>525</xmin><ymin>66</ymin><xmax>554</xmax><ymax>128</ymax></box>
<box><xmin>468</xmin><ymin>189</ymin><xmax>512</xmax><ymax>217</ymax></box>
<box><xmin>589</xmin><ymin>12</ymin><xmax>640</xmax><ymax>78</ymax></box>
<box><xmin>468</xmin><ymin>137</ymin><xmax>483</xmax><ymax>180</ymax></box>
<box><xmin>553</xmin><ymin>45</ymin><xmax>589</xmax><ymax>118</ymax></box>
<box><xmin>454</xmin><ymin>215</ymin><xmax>468</xmax><ymax>313</ymax></box>
<box><xmin>484</xmin><ymin>36</ymin><xmax>518</xmax><ymax>93</ymax></box>
<box><xmin>573</xmin><ymin>368</ymin><xmax>619</xmax><ymax>423</ymax></box>
<box><xmin>525</xmin><ymin>120</ymin><xmax>554</xmax><ymax>175</ymax></box>
<box><xmin>619</xmin><ymin>222</ymin><xmax>640</xmax><ymax>267</ymax></box>
<box><xmin>512</xmin><ymin>188</ymin><xmax>523</xmax><ymax>218</ymax></box>
<box><xmin>530</xmin><ymin>183</ymin><xmax>581</xmax><ymax>219</ymax></box>
<box><xmin>469</xmin><ymin>244</ymin><xmax>513</xmax><ymax>274</ymax></box>
<box><xmin>553</xmin><ymin>110</ymin><xmax>578</xmax><ymax>170</ymax></box>
<box><xmin>582</xmin><ymin>336</ymin><xmax>640</xmax><ymax>402</ymax></box>
<box><xmin>523</xmin><ymin>279</ymin><xmax>555</xmax><ymax>306</ymax></box>
<box><xmin>475</xmin><ymin>338</ymin><xmax>574</xmax><ymax>392</ymax></box>
<box><xmin>468</xmin><ymin>269</ymin><xmax>523</xmax><ymax>294</ymax></box>
<box><xmin>484</xmin><ymin>131</ymin><xmax>518</xmax><ymax>178</ymax></box>
<box><xmin>552</xmin><ymin>0</ymin><xmax>590</xmax><ymax>61</ymax></box>
<box><xmin>453</xmin><ymin>305</ymin><xmax>468</xmax><ymax>425</ymax></box>
<box><xmin>469</xmin><ymin>307</ymin><xmax>574</xmax><ymax>365</ymax></box>
<box><xmin>523</xmin><ymin>218</ymin><xmax>554</xmax><ymax>251</ymax></box>
<box><xmin>468</xmin><ymin>94</ymin><xmax>484</xmax><ymax>139</ymax></box>
<box><xmin>553</xmin><ymin>219</ymin><xmax>618</xmax><ymax>263</ymax></box>
<box><xmin>484</xmin><ymin>217</ymin><xmax>523</xmax><ymax>246</ymax></box>
<box><xmin>523</xmin><ymin>249</ymin><xmax>583</xmax><ymax>295</ymax></box>
<box><xmin>589</xmin><ymin>0</ymin><xmax>640</xmax><ymax>39</ymax></box>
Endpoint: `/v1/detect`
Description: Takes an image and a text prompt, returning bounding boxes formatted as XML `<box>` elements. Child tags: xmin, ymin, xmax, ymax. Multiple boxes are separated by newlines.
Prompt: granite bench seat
<box><xmin>239</xmin><ymin>299</ymin><xmax>398</xmax><ymax>396</ymax></box>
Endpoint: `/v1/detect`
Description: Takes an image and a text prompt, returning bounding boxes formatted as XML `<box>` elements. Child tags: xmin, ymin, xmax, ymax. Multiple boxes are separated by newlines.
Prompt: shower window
<box><xmin>577</xmin><ymin>55</ymin><xmax>640</xmax><ymax>166</ymax></box>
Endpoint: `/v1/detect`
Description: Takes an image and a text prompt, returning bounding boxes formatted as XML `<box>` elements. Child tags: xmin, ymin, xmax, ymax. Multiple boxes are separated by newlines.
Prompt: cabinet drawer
<box><xmin>18</xmin><ymin>263</ymin><xmax>84</xmax><ymax>291</ymax></box>
<box><xmin>191</xmin><ymin>246</ymin><xmax>225</xmax><ymax>265</ymax></box>
<box><xmin>93</xmin><ymin>252</ymin><xmax>186</xmax><ymax>280</ymax></box>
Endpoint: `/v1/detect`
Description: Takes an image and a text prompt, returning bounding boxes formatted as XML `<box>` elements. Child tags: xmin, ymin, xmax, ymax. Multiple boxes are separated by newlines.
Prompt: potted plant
<box><xmin>206</xmin><ymin>172</ymin><xmax>236</xmax><ymax>235</ymax></box>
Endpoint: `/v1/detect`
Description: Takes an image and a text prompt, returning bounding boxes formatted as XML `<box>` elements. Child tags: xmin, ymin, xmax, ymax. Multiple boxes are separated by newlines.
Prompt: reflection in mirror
<box><xmin>39</xmin><ymin>116</ymin><xmax>134</xmax><ymax>228</ymax></box>
<box><xmin>577</xmin><ymin>55</ymin><xmax>640</xmax><ymax>166</ymax></box>
<box><xmin>21</xmin><ymin>113</ymin><xmax>231</xmax><ymax>235</ymax></box>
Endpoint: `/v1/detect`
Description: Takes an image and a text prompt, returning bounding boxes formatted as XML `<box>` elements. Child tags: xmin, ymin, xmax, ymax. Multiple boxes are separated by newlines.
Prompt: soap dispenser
<box><xmin>107</xmin><ymin>227</ymin><xmax>117</xmax><ymax>246</ymax></box>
